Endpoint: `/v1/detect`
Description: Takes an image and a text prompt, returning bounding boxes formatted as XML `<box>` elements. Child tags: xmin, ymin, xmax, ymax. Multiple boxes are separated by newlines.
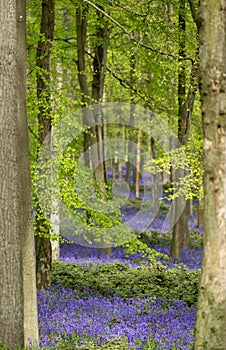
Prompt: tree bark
<box><xmin>0</xmin><ymin>1</ymin><xmax>24</xmax><ymax>347</ymax></box>
<box><xmin>197</xmin><ymin>197</ymin><xmax>204</xmax><ymax>228</ymax></box>
<box><xmin>194</xmin><ymin>0</ymin><xmax>226</xmax><ymax>347</ymax></box>
<box><xmin>16</xmin><ymin>0</ymin><xmax>39</xmax><ymax>344</ymax></box>
<box><xmin>35</xmin><ymin>0</ymin><xmax>55</xmax><ymax>290</ymax></box>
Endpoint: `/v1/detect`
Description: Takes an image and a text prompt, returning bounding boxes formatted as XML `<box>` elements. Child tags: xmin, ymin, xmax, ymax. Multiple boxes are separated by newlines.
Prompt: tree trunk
<box><xmin>170</xmin><ymin>190</ymin><xmax>189</xmax><ymax>259</ymax></box>
<box><xmin>170</xmin><ymin>0</ymin><xmax>198</xmax><ymax>258</ymax></box>
<box><xmin>126</xmin><ymin>55</ymin><xmax>136</xmax><ymax>185</ymax></box>
<box><xmin>16</xmin><ymin>0</ymin><xmax>39</xmax><ymax>344</ymax></box>
<box><xmin>197</xmin><ymin>197</ymin><xmax>204</xmax><ymax>228</ymax></box>
<box><xmin>187</xmin><ymin>198</ymin><xmax>193</xmax><ymax>217</ymax></box>
<box><xmin>0</xmin><ymin>1</ymin><xmax>24</xmax><ymax>347</ymax></box>
<box><xmin>171</xmin><ymin>0</ymin><xmax>188</xmax><ymax>259</ymax></box>
<box><xmin>76</xmin><ymin>4</ymin><xmax>111</xmax><ymax>254</ymax></box>
<box><xmin>35</xmin><ymin>0</ymin><xmax>55</xmax><ymax>290</ymax></box>
<box><xmin>111</xmin><ymin>158</ymin><xmax>116</xmax><ymax>180</ymax></box>
<box><xmin>151</xmin><ymin>137</ymin><xmax>160</xmax><ymax>218</ymax></box>
<box><xmin>194</xmin><ymin>1</ymin><xmax>226</xmax><ymax>347</ymax></box>
<box><xmin>135</xmin><ymin>127</ymin><xmax>141</xmax><ymax>198</ymax></box>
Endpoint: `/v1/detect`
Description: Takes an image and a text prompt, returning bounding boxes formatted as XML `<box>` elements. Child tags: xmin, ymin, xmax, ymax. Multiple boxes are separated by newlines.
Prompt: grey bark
<box><xmin>194</xmin><ymin>0</ymin><xmax>226</xmax><ymax>347</ymax></box>
<box><xmin>16</xmin><ymin>0</ymin><xmax>39</xmax><ymax>344</ymax></box>
<box><xmin>0</xmin><ymin>0</ymin><xmax>24</xmax><ymax>347</ymax></box>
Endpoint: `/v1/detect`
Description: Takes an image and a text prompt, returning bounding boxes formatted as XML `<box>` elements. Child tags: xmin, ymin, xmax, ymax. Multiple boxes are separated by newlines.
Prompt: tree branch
<box><xmin>80</xmin><ymin>0</ymin><xmax>193</xmax><ymax>62</ymax></box>
<box><xmin>28</xmin><ymin>125</ymin><xmax>41</xmax><ymax>146</ymax></box>
<box><xmin>187</xmin><ymin>0</ymin><xmax>201</xmax><ymax>29</ymax></box>
<box><xmin>84</xmin><ymin>50</ymin><xmax>151</xmax><ymax>106</ymax></box>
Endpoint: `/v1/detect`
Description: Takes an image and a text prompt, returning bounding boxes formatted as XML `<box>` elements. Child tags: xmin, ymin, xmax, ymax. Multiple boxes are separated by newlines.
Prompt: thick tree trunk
<box><xmin>16</xmin><ymin>0</ymin><xmax>39</xmax><ymax>344</ymax></box>
<box><xmin>194</xmin><ymin>1</ymin><xmax>226</xmax><ymax>347</ymax></box>
<box><xmin>36</xmin><ymin>0</ymin><xmax>55</xmax><ymax>290</ymax></box>
<box><xmin>0</xmin><ymin>1</ymin><xmax>24</xmax><ymax>347</ymax></box>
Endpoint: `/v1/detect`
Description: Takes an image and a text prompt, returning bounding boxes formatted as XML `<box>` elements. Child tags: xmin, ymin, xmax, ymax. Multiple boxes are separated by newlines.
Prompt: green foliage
<box><xmin>52</xmin><ymin>260</ymin><xmax>200</xmax><ymax>306</ymax></box>
<box><xmin>5</xmin><ymin>337</ymin><xmax>159</xmax><ymax>350</ymax></box>
<box><xmin>144</xmin><ymin>138</ymin><xmax>203</xmax><ymax>201</ymax></box>
<box><xmin>138</xmin><ymin>230</ymin><xmax>172</xmax><ymax>246</ymax></box>
<box><xmin>138</xmin><ymin>229</ymin><xmax>203</xmax><ymax>249</ymax></box>
<box><xmin>46</xmin><ymin>336</ymin><xmax>138</xmax><ymax>349</ymax></box>
<box><xmin>122</xmin><ymin>236</ymin><xmax>169</xmax><ymax>261</ymax></box>
<box><xmin>26</xmin><ymin>0</ymin><xmax>202</xmax><ymax>251</ymax></box>
<box><xmin>189</xmin><ymin>230</ymin><xmax>203</xmax><ymax>249</ymax></box>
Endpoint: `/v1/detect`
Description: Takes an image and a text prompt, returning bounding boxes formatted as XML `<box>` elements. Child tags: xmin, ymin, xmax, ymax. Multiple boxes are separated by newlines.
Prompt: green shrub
<box><xmin>52</xmin><ymin>260</ymin><xmax>200</xmax><ymax>306</ymax></box>
<box><xmin>138</xmin><ymin>230</ymin><xmax>171</xmax><ymax>246</ymax></box>
<box><xmin>189</xmin><ymin>230</ymin><xmax>203</xmax><ymax>249</ymax></box>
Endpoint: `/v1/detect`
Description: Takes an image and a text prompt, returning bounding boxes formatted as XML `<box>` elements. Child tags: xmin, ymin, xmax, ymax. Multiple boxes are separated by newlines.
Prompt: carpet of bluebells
<box><xmin>37</xmin><ymin>168</ymin><xmax>203</xmax><ymax>349</ymax></box>
<box><xmin>38</xmin><ymin>226</ymin><xmax>202</xmax><ymax>349</ymax></box>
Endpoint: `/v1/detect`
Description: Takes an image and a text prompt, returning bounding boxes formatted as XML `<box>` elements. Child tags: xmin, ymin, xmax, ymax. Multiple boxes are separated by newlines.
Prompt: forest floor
<box><xmin>36</xmin><ymin>189</ymin><xmax>203</xmax><ymax>350</ymax></box>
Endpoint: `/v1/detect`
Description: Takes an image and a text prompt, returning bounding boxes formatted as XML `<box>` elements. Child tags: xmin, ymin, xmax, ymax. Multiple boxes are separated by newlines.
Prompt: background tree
<box><xmin>35</xmin><ymin>0</ymin><xmax>55</xmax><ymax>290</ymax></box>
<box><xmin>194</xmin><ymin>0</ymin><xmax>226</xmax><ymax>347</ymax></box>
<box><xmin>170</xmin><ymin>0</ymin><xmax>199</xmax><ymax>259</ymax></box>
<box><xmin>26</xmin><ymin>0</ymin><xmax>203</xmax><ymax>281</ymax></box>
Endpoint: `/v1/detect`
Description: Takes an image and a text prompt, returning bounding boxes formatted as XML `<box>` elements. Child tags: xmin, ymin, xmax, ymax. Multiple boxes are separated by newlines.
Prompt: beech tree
<box><xmin>76</xmin><ymin>2</ymin><xmax>112</xmax><ymax>254</ymax></box>
<box><xmin>194</xmin><ymin>0</ymin><xmax>226</xmax><ymax>347</ymax></box>
<box><xmin>0</xmin><ymin>2</ymin><xmax>24</xmax><ymax>346</ymax></box>
<box><xmin>17</xmin><ymin>0</ymin><xmax>39</xmax><ymax>344</ymax></box>
<box><xmin>0</xmin><ymin>0</ymin><xmax>38</xmax><ymax>347</ymax></box>
<box><xmin>35</xmin><ymin>0</ymin><xmax>55</xmax><ymax>290</ymax></box>
<box><xmin>170</xmin><ymin>0</ymin><xmax>199</xmax><ymax>259</ymax></box>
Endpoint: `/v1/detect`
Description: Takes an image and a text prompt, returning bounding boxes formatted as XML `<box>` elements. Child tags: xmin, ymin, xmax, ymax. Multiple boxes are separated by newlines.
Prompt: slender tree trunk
<box><xmin>170</xmin><ymin>0</ymin><xmax>198</xmax><ymax>258</ymax></box>
<box><xmin>135</xmin><ymin>127</ymin><xmax>141</xmax><ymax>198</ymax></box>
<box><xmin>0</xmin><ymin>1</ymin><xmax>24</xmax><ymax>347</ymax></box>
<box><xmin>111</xmin><ymin>158</ymin><xmax>116</xmax><ymax>180</ymax></box>
<box><xmin>171</xmin><ymin>0</ymin><xmax>188</xmax><ymax>259</ymax></box>
<box><xmin>126</xmin><ymin>55</ymin><xmax>136</xmax><ymax>185</ymax></box>
<box><xmin>197</xmin><ymin>197</ymin><xmax>204</xmax><ymax>228</ymax></box>
<box><xmin>50</xmin><ymin>61</ymin><xmax>63</xmax><ymax>261</ymax></box>
<box><xmin>151</xmin><ymin>137</ymin><xmax>160</xmax><ymax>217</ymax></box>
<box><xmin>187</xmin><ymin>198</ymin><xmax>193</xmax><ymax>216</ymax></box>
<box><xmin>35</xmin><ymin>0</ymin><xmax>55</xmax><ymax>290</ymax></box>
<box><xmin>76</xmin><ymin>4</ymin><xmax>111</xmax><ymax>254</ymax></box>
<box><xmin>91</xmin><ymin>10</ymin><xmax>108</xmax><ymax>187</ymax></box>
<box><xmin>117</xmin><ymin>119</ymin><xmax>124</xmax><ymax>181</ymax></box>
<box><xmin>16</xmin><ymin>0</ymin><xmax>39</xmax><ymax>344</ymax></box>
<box><xmin>194</xmin><ymin>0</ymin><xmax>226</xmax><ymax>347</ymax></box>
